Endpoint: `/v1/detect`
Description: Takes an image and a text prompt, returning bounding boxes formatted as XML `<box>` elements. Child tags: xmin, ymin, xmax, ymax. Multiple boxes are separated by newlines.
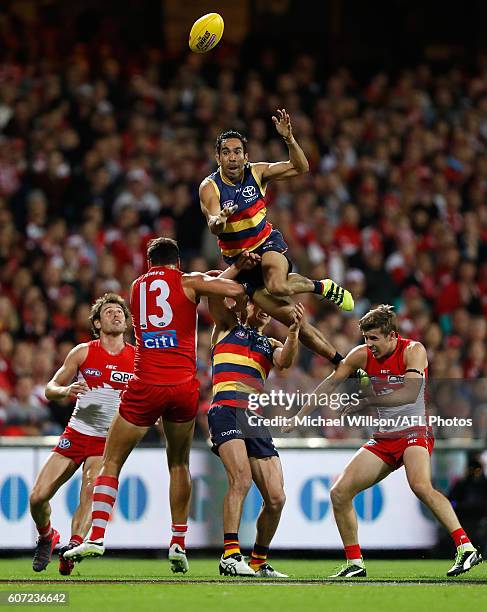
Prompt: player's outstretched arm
<box><xmin>282</xmin><ymin>346</ymin><xmax>365</xmax><ymax>432</ymax></box>
<box><xmin>199</xmin><ymin>179</ymin><xmax>237</xmax><ymax>235</ymax></box>
<box><xmin>45</xmin><ymin>344</ymin><xmax>89</xmax><ymax>400</ymax></box>
<box><xmin>254</xmin><ymin>109</ymin><xmax>309</xmax><ymax>185</ymax></box>
<box><xmin>205</xmin><ymin>251</ymin><xmax>261</xmax><ymax>331</ymax></box>
<box><xmin>366</xmin><ymin>342</ymin><xmax>427</xmax><ymax>408</ymax></box>
<box><xmin>272</xmin><ymin>303</ymin><xmax>304</xmax><ymax>370</ymax></box>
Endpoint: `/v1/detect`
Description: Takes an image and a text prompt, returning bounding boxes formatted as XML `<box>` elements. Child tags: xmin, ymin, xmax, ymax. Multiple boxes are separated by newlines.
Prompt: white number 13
<box><xmin>139</xmin><ymin>280</ymin><xmax>173</xmax><ymax>327</ymax></box>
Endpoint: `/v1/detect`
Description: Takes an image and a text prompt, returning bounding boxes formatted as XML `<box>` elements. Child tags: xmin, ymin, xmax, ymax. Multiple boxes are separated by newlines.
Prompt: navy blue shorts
<box><xmin>223</xmin><ymin>229</ymin><xmax>292</xmax><ymax>295</ymax></box>
<box><xmin>207</xmin><ymin>405</ymin><xmax>279</xmax><ymax>458</ymax></box>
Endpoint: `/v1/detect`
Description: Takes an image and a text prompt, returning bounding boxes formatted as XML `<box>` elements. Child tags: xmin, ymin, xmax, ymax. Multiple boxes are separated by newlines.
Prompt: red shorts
<box><xmin>363</xmin><ymin>433</ymin><xmax>434</xmax><ymax>470</ymax></box>
<box><xmin>119</xmin><ymin>376</ymin><xmax>199</xmax><ymax>427</ymax></box>
<box><xmin>52</xmin><ymin>426</ymin><xmax>106</xmax><ymax>466</ymax></box>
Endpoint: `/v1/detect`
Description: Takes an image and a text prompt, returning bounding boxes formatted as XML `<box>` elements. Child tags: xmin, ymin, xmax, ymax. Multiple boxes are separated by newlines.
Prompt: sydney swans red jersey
<box><xmin>69</xmin><ymin>339</ymin><xmax>135</xmax><ymax>437</ymax></box>
<box><xmin>365</xmin><ymin>335</ymin><xmax>428</xmax><ymax>434</ymax></box>
<box><xmin>130</xmin><ymin>266</ymin><xmax>197</xmax><ymax>385</ymax></box>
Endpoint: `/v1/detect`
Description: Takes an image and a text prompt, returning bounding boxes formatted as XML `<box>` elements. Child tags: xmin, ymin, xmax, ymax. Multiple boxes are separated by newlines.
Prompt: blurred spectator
<box><xmin>448</xmin><ymin>456</ymin><xmax>487</xmax><ymax>555</ymax></box>
<box><xmin>0</xmin><ymin>5</ymin><xmax>485</xmax><ymax>439</ymax></box>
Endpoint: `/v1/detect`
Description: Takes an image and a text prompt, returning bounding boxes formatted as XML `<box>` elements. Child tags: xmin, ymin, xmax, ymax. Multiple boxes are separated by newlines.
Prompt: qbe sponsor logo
<box><xmin>110</xmin><ymin>371</ymin><xmax>134</xmax><ymax>384</ymax></box>
<box><xmin>142</xmin><ymin>330</ymin><xmax>178</xmax><ymax>349</ymax></box>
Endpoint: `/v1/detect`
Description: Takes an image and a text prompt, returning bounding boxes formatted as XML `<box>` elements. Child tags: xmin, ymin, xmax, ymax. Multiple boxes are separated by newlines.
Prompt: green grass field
<box><xmin>0</xmin><ymin>558</ymin><xmax>486</xmax><ymax>611</ymax></box>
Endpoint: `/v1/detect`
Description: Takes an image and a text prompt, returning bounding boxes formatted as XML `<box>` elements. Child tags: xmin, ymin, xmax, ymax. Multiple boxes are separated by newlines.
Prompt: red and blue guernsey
<box><xmin>207</xmin><ymin>164</ymin><xmax>272</xmax><ymax>261</ymax></box>
<box><xmin>130</xmin><ymin>266</ymin><xmax>197</xmax><ymax>385</ymax></box>
<box><xmin>211</xmin><ymin>324</ymin><xmax>274</xmax><ymax>409</ymax></box>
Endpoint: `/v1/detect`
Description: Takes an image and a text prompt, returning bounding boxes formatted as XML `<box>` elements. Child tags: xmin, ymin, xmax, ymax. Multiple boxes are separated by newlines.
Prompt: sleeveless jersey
<box><xmin>211</xmin><ymin>324</ymin><xmax>274</xmax><ymax>409</ymax></box>
<box><xmin>207</xmin><ymin>164</ymin><xmax>272</xmax><ymax>258</ymax></box>
<box><xmin>69</xmin><ymin>340</ymin><xmax>135</xmax><ymax>437</ymax></box>
<box><xmin>130</xmin><ymin>266</ymin><xmax>197</xmax><ymax>385</ymax></box>
<box><xmin>365</xmin><ymin>336</ymin><xmax>428</xmax><ymax>434</ymax></box>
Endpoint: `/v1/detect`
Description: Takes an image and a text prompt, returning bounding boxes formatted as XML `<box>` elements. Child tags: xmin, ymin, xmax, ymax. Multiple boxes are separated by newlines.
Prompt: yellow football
<box><xmin>189</xmin><ymin>13</ymin><xmax>224</xmax><ymax>53</ymax></box>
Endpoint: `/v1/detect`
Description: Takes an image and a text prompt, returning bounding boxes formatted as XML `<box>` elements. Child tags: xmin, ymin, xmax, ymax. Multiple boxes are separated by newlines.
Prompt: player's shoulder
<box><xmin>403</xmin><ymin>339</ymin><xmax>426</xmax><ymax>353</ymax></box>
<box><xmin>199</xmin><ymin>170</ymin><xmax>219</xmax><ymax>189</ymax></box>
<box><xmin>344</xmin><ymin>344</ymin><xmax>368</xmax><ymax>367</ymax></box>
<box><xmin>68</xmin><ymin>342</ymin><xmax>91</xmax><ymax>362</ymax></box>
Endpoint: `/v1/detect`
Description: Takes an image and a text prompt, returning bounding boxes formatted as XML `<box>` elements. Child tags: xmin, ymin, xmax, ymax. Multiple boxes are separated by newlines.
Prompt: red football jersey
<box><xmin>130</xmin><ymin>266</ymin><xmax>197</xmax><ymax>385</ymax></box>
<box><xmin>365</xmin><ymin>335</ymin><xmax>428</xmax><ymax>390</ymax></box>
<box><xmin>69</xmin><ymin>339</ymin><xmax>136</xmax><ymax>436</ymax></box>
<box><xmin>365</xmin><ymin>335</ymin><xmax>429</xmax><ymax>436</ymax></box>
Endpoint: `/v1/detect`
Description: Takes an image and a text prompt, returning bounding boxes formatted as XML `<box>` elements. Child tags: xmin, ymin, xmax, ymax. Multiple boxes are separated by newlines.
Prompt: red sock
<box><xmin>170</xmin><ymin>524</ymin><xmax>188</xmax><ymax>549</ymax></box>
<box><xmin>345</xmin><ymin>544</ymin><xmax>362</xmax><ymax>561</ymax></box>
<box><xmin>451</xmin><ymin>528</ymin><xmax>471</xmax><ymax>547</ymax></box>
<box><xmin>90</xmin><ymin>475</ymin><xmax>119</xmax><ymax>541</ymax></box>
<box><xmin>69</xmin><ymin>534</ymin><xmax>83</xmax><ymax>546</ymax></box>
<box><xmin>37</xmin><ymin>521</ymin><xmax>53</xmax><ymax>540</ymax></box>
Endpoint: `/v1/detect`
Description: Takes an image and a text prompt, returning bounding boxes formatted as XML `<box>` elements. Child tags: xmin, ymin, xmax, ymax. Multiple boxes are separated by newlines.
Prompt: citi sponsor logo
<box><xmin>110</xmin><ymin>371</ymin><xmax>134</xmax><ymax>384</ymax></box>
<box><xmin>142</xmin><ymin>330</ymin><xmax>178</xmax><ymax>349</ymax></box>
<box><xmin>84</xmin><ymin>368</ymin><xmax>102</xmax><ymax>377</ymax></box>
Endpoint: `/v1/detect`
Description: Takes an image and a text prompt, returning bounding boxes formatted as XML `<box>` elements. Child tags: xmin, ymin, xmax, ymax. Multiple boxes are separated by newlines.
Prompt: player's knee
<box><xmin>330</xmin><ymin>482</ymin><xmax>349</xmax><ymax>508</ymax></box>
<box><xmin>409</xmin><ymin>481</ymin><xmax>432</xmax><ymax>501</ymax></box>
<box><xmin>228</xmin><ymin>471</ymin><xmax>252</xmax><ymax>496</ymax></box>
<box><xmin>266</xmin><ymin>490</ymin><xmax>286</xmax><ymax>513</ymax></box>
<box><xmin>29</xmin><ymin>486</ymin><xmax>48</xmax><ymax>508</ymax></box>
<box><xmin>265</xmin><ymin>277</ymin><xmax>290</xmax><ymax>298</ymax></box>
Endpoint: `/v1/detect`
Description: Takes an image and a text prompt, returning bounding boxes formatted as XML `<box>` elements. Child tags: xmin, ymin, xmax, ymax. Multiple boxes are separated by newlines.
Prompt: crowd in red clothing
<box><xmin>0</xmin><ymin>8</ymin><xmax>486</xmax><ymax>439</ymax></box>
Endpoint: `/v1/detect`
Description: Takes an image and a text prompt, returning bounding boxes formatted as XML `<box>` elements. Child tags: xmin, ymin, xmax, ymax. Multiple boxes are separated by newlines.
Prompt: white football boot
<box><xmin>63</xmin><ymin>539</ymin><xmax>105</xmax><ymax>561</ymax></box>
<box><xmin>219</xmin><ymin>553</ymin><xmax>256</xmax><ymax>576</ymax></box>
<box><xmin>168</xmin><ymin>543</ymin><xmax>189</xmax><ymax>574</ymax></box>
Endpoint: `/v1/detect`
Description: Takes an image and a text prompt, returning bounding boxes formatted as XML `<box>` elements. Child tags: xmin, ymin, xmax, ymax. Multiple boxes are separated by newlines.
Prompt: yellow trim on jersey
<box><xmin>223</xmin><ymin>208</ymin><xmax>267</xmax><ymax>233</ymax></box>
<box><xmin>208</xmin><ymin>178</ymin><xmax>220</xmax><ymax>199</ymax></box>
<box><xmin>220</xmin><ymin>231</ymin><xmax>270</xmax><ymax>257</ymax></box>
<box><xmin>219</xmin><ymin>167</ymin><xmax>241</xmax><ymax>186</ymax></box>
<box><xmin>213</xmin><ymin>353</ymin><xmax>266</xmax><ymax>380</ymax></box>
<box><xmin>250</xmin><ymin>164</ymin><xmax>267</xmax><ymax>196</ymax></box>
<box><xmin>212</xmin><ymin>381</ymin><xmax>262</xmax><ymax>395</ymax></box>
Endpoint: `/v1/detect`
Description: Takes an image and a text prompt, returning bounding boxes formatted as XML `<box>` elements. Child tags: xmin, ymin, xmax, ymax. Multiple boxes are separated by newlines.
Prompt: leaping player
<box><xmin>200</xmin><ymin>109</ymin><xmax>353</xmax><ymax>369</ymax></box>
<box><xmin>65</xmin><ymin>237</ymin><xmax>250</xmax><ymax>574</ymax></box>
<box><xmin>284</xmin><ymin>305</ymin><xmax>482</xmax><ymax>578</ymax></box>
<box><xmin>29</xmin><ymin>294</ymin><xmax>134</xmax><ymax>575</ymax></box>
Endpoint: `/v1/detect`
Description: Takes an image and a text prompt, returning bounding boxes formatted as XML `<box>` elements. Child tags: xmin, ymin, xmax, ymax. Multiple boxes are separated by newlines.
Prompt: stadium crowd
<box><xmin>0</xmin><ymin>9</ymin><xmax>486</xmax><ymax>440</ymax></box>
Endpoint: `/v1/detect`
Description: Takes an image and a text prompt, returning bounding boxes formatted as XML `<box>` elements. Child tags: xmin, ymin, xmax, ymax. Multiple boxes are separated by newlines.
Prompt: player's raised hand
<box><xmin>289</xmin><ymin>302</ymin><xmax>305</xmax><ymax>333</ymax></box>
<box><xmin>272</xmin><ymin>108</ymin><xmax>293</xmax><ymax>141</ymax></box>
<box><xmin>235</xmin><ymin>250</ymin><xmax>261</xmax><ymax>271</ymax></box>
<box><xmin>66</xmin><ymin>380</ymin><xmax>89</xmax><ymax>399</ymax></box>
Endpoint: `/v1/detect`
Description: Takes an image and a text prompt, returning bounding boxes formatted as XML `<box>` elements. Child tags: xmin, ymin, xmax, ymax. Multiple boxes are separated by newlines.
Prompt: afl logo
<box><xmin>242</xmin><ymin>185</ymin><xmax>256</xmax><ymax>198</ymax></box>
<box><xmin>84</xmin><ymin>368</ymin><xmax>102</xmax><ymax>377</ymax></box>
<box><xmin>235</xmin><ymin>330</ymin><xmax>247</xmax><ymax>339</ymax></box>
<box><xmin>58</xmin><ymin>438</ymin><xmax>71</xmax><ymax>449</ymax></box>
<box><xmin>222</xmin><ymin>200</ymin><xmax>234</xmax><ymax>209</ymax></box>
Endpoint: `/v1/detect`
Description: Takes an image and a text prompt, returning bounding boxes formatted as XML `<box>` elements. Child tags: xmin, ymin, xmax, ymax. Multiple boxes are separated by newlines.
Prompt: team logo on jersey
<box><xmin>142</xmin><ymin>330</ymin><xmax>178</xmax><ymax>349</ymax></box>
<box><xmin>110</xmin><ymin>371</ymin><xmax>134</xmax><ymax>384</ymax></box>
<box><xmin>58</xmin><ymin>438</ymin><xmax>71</xmax><ymax>449</ymax></box>
<box><xmin>83</xmin><ymin>368</ymin><xmax>102</xmax><ymax>377</ymax></box>
<box><xmin>242</xmin><ymin>185</ymin><xmax>256</xmax><ymax>198</ymax></box>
